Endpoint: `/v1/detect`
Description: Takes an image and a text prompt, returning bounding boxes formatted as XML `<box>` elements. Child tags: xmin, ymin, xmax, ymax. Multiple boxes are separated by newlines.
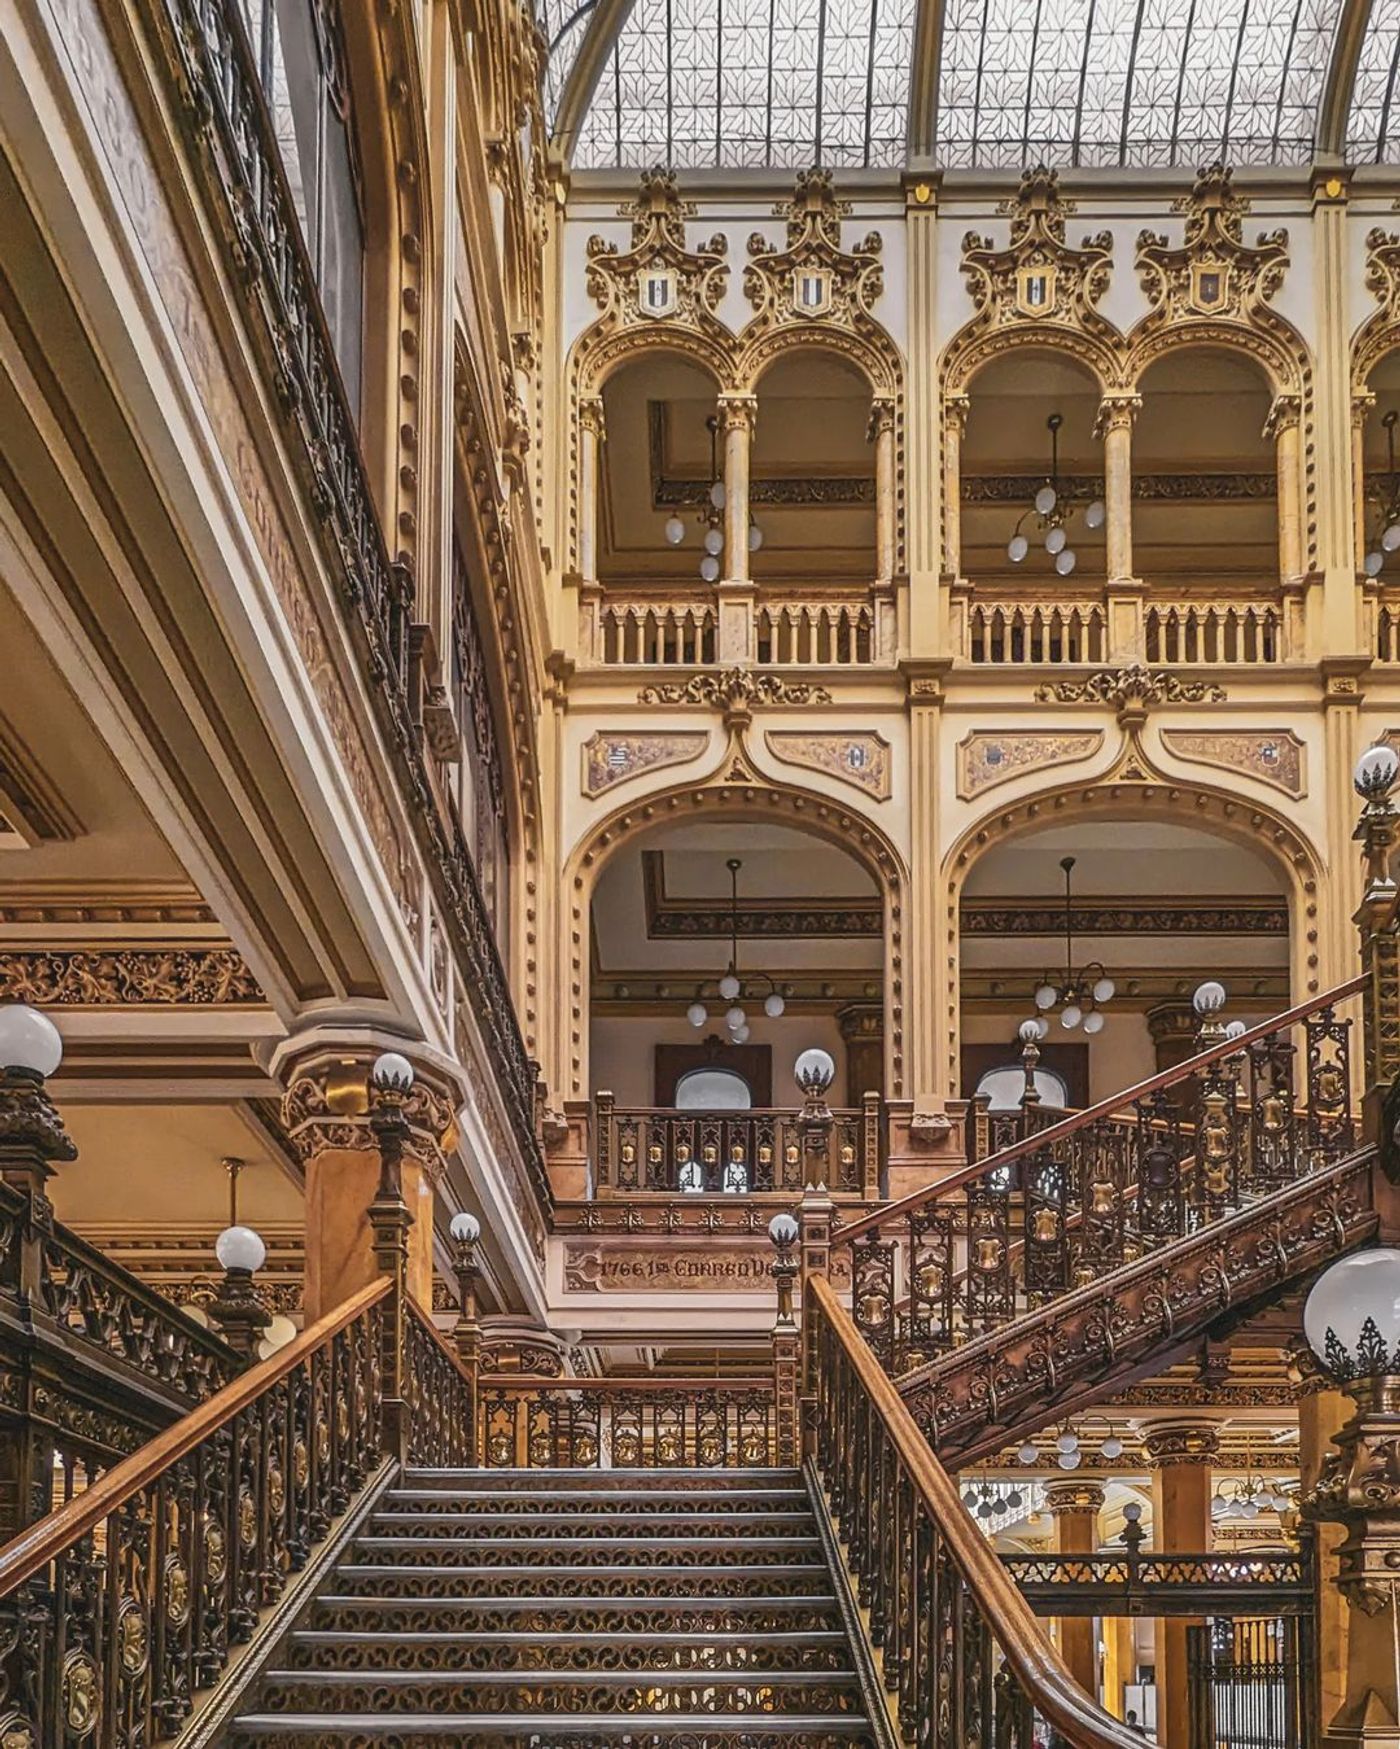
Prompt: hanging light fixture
<box><xmin>1364</xmin><ymin>410</ymin><xmax>1400</xmax><ymax>578</ymax></box>
<box><xmin>1006</xmin><ymin>412</ymin><xmax>1103</xmax><ymax>576</ymax></box>
<box><xmin>684</xmin><ymin>858</ymin><xmax>785</xmax><ymax>1035</ymax></box>
<box><xmin>662</xmin><ymin>415</ymin><xmax>762</xmax><ymax>579</ymax></box>
<box><xmin>1024</xmin><ymin>856</ymin><xmax>1114</xmax><ymax>1035</ymax></box>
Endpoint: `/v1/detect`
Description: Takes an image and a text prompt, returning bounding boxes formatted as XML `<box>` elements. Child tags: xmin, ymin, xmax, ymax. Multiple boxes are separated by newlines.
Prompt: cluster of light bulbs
<box><xmin>961</xmin><ymin>1479</ymin><xmax>1029</xmax><ymax>1523</ymax></box>
<box><xmin>1025</xmin><ymin>972</ymin><xmax>1116</xmax><ymax>1038</ymax></box>
<box><xmin>663</xmin><ymin>479</ymin><xmax>763</xmax><ymax>582</ymax></box>
<box><xmin>1210</xmin><ymin>1478</ymin><xmax>1294</xmax><ymax>1521</ymax></box>
<box><xmin>1363</xmin><ymin>410</ymin><xmax>1400</xmax><ymax>578</ymax></box>
<box><xmin>1005</xmin><ymin>412</ymin><xmax>1103</xmax><ymax>577</ymax></box>
<box><xmin>1017</xmin><ymin>1422</ymin><xmax>1124</xmax><ymax>1472</ymax></box>
<box><xmin>687</xmin><ymin>976</ymin><xmax>785</xmax><ymax>1045</ymax></box>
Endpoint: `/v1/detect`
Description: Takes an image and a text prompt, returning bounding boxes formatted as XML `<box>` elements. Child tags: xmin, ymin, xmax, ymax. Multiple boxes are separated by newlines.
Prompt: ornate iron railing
<box><xmin>143</xmin><ymin>0</ymin><xmax>550</xmax><ymax>1215</ymax></box>
<box><xmin>404</xmin><ymin>1298</ymin><xmax>477</xmax><ymax>1467</ymax></box>
<box><xmin>594</xmin><ymin>1093</ymin><xmax>880</xmax><ymax>1195</ymax></box>
<box><xmin>808</xmin><ymin>1274</ymin><xmax>1145</xmax><ymax>1749</ymax></box>
<box><xmin>0</xmin><ymin>1278</ymin><xmax>387</xmax><ymax>1746</ymax></box>
<box><xmin>1002</xmin><ymin>1549</ymin><xmax>1313</xmax><ymax>1616</ymax></box>
<box><xmin>478</xmin><ymin>1376</ymin><xmax>777</xmax><ymax>1469</ymax></box>
<box><xmin>839</xmin><ymin>979</ymin><xmax>1361</xmax><ymax>1378</ymax></box>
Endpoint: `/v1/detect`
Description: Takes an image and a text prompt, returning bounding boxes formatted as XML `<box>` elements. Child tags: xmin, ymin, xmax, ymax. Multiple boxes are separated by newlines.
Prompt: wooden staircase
<box><xmin>227</xmin><ymin>1467</ymin><xmax>888</xmax><ymax>1746</ymax></box>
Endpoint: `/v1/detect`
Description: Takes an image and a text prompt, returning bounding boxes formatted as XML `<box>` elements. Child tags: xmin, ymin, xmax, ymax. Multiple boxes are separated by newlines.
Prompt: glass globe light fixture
<box><xmin>977</xmin><ymin>1498</ymin><xmax>995</xmax><ymax>1520</ymax></box>
<box><xmin>768</xmin><ymin>1212</ymin><xmax>799</xmax><ymax>1248</ymax></box>
<box><xmin>1045</xmin><ymin>525</ymin><xmax>1067</xmax><ymax>556</ymax></box>
<box><xmin>718</xmin><ymin>973</ymin><xmax>741</xmax><ymax>1001</ymax></box>
<box><xmin>748</xmin><ymin>523</ymin><xmax>764</xmax><ymax>552</ymax></box>
<box><xmin>1367</xmin><ymin>549</ymin><xmax>1386</xmax><ymax>577</ymax></box>
<box><xmin>1017</xmin><ymin>1441</ymin><xmax>1038</xmax><ymax>1466</ymax></box>
<box><xmin>449</xmin><ymin>1211</ymin><xmax>481</xmax><ymax>1245</ymax></box>
<box><xmin>1092</xmin><ymin>977</ymin><xmax>1115</xmax><ymax>1004</ymax></box>
<box><xmin>1224</xmin><ymin>1019</ymin><xmax>1248</xmax><ymax>1042</ymax></box>
<box><xmin>1101</xmin><ymin>1434</ymin><xmax>1124</xmax><ymax>1461</ymax></box>
<box><xmin>1304</xmin><ymin>1247</ymin><xmax>1400</xmax><ymax>1381</ymax></box>
<box><xmin>1055</xmin><ymin>549</ymin><xmax>1078</xmax><ymax>576</ymax></box>
<box><xmin>732</xmin><ymin>1024</ymin><xmax>751</xmax><ymax>1044</ymax></box>
<box><xmin>1034</xmin><ymin>984</ymin><xmax>1058</xmax><ymax>1011</ymax></box>
<box><xmin>703</xmin><ymin>527</ymin><xmax>724</xmax><ymax>556</ymax></box>
<box><xmin>1061</xmin><ymin>1004</ymin><xmax>1083</xmax><ymax>1029</ymax></box>
<box><xmin>1058</xmin><ymin>1449</ymin><xmax>1082</xmax><ymax>1471</ymax></box>
<box><xmin>1355</xmin><ymin>742</ymin><xmax>1400</xmax><ymax>801</ymax></box>
<box><xmin>215</xmin><ymin>1225</ymin><xmax>266</xmax><ymax>1274</ymax></box>
<box><xmin>1008</xmin><ymin>533</ymin><xmax>1029</xmax><ymax>563</ymax></box>
<box><xmin>258</xmin><ymin>1313</ymin><xmax>298</xmax><ymax>1359</ymax></box>
<box><xmin>725</xmin><ymin>1005</ymin><xmax>746</xmax><ymax>1032</ymax></box>
<box><xmin>1085</xmin><ymin>499</ymin><xmax>1106</xmax><ymax>530</ymax></box>
<box><xmin>1018</xmin><ymin>1018</ymin><xmax>1042</xmax><ymax>1045</ymax></box>
<box><xmin>687</xmin><ymin>1002</ymin><xmax>708</xmax><ymax>1028</ymax></box>
<box><xmin>664</xmin><ymin>515</ymin><xmax>686</xmax><ymax>546</ymax></box>
<box><xmin>794</xmin><ymin>1047</ymin><xmax>837</xmax><ymax>1098</ymax></box>
<box><xmin>1193</xmin><ymin>980</ymin><xmax>1227</xmax><ymax>1017</ymax></box>
<box><xmin>764</xmin><ymin>992</ymin><xmax>785</xmax><ymax>1018</ymax></box>
<box><xmin>1384</xmin><ymin>522</ymin><xmax>1400</xmax><ymax>552</ymax></box>
<box><xmin>1006</xmin><ymin>1490</ymin><xmax>1024</xmax><ymax>1512</ymax></box>
<box><xmin>1082</xmin><ymin>1012</ymin><xmax>1105</xmax><ymax>1036</ymax></box>
<box><xmin>1034</xmin><ymin>483</ymin><xmax>1057</xmax><ymax>516</ymax></box>
<box><xmin>372</xmin><ymin>1051</ymin><xmax>415</xmax><ymax>1093</ymax></box>
<box><xmin>1033</xmin><ymin>1016</ymin><xmax>1050</xmax><ymax>1040</ymax></box>
<box><xmin>709</xmin><ymin>479</ymin><xmax>727</xmax><ymax>511</ymax></box>
<box><xmin>1123</xmin><ymin>1502</ymin><xmax>1143</xmax><ymax>1524</ymax></box>
<box><xmin>963</xmin><ymin>1487</ymin><xmax>978</xmax><ymax>1508</ymax></box>
<box><xmin>1056</xmin><ymin>1431</ymin><xmax>1078</xmax><ymax>1454</ymax></box>
<box><xmin>0</xmin><ymin>1004</ymin><xmax>63</xmax><ymax>1078</ymax></box>
<box><xmin>699</xmin><ymin>555</ymin><xmax>720</xmax><ymax>583</ymax></box>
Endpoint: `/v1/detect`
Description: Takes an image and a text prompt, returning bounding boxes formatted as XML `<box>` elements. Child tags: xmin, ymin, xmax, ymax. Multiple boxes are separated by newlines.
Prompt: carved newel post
<box><xmin>368</xmin><ymin>1051</ymin><xmax>415</xmax><ymax>1460</ymax></box>
<box><xmin>768</xmin><ymin>1212</ymin><xmax>800</xmax><ymax>1469</ymax></box>
<box><xmin>1299</xmin><ymin>1248</ymin><xmax>1400</xmax><ymax>1749</ymax></box>
<box><xmin>795</xmin><ymin>1046</ymin><xmax>837</xmax><ymax>1176</ymax></box>
<box><xmin>1018</xmin><ymin>1018</ymin><xmax>1043</xmax><ymax>1111</ymax></box>
<box><xmin>1353</xmin><ymin>744</ymin><xmax>1400</xmax><ymax>1129</ymax></box>
<box><xmin>450</xmin><ymin>1210</ymin><xmax>482</xmax><ymax>1463</ymax></box>
<box><xmin>206</xmin><ymin>1225</ymin><xmax>271</xmax><ymax>1358</ymax></box>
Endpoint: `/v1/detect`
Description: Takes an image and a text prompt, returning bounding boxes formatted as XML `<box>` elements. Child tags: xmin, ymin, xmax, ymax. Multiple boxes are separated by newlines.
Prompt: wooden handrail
<box><xmin>836</xmin><ymin>972</ymin><xmax>1365</xmax><ymax>1245</ymax></box>
<box><xmin>0</xmin><ymin>1276</ymin><xmax>391</xmax><ymax>1596</ymax></box>
<box><xmin>480</xmin><ymin>1374</ymin><xmax>774</xmax><ymax>1393</ymax></box>
<box><xmin>809</xmin><ymin>1274</ymin><xmax>1147</xmax><ymax>1749</ymax></box>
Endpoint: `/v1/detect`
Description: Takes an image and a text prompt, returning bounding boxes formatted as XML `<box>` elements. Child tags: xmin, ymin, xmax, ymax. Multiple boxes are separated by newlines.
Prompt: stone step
<box><xmin>247</xmin><ymin>1669</ymin><xmax>868</xmax><ymax>1717</ymax></box>
<box><xmin>397</xmin><ymin>1466</ymin><xmax>802</xmax><ymax>1492</ymax></box>
<box><xmin>347</xmin><ymin>1534</ymin><xmax>826</xmax><ymax>1567</ymax></box>
<box><xmin>304</xmin><ymin>1593</ymin><xmax>847</xmax><ymax>1637</ymax></box>
<box><xmin>281</xmin><ymin>1628</ymin><xmax>855</xmax><ymax>1673</ymax></box>
<box><xmin>228</xmin><ymin>1715</ymin><xmax>879</xmax><ymax>1746</ymax></box>
<box><xmin>366</xmin><ymin>1508</ymin><xmax>818</xmax><ymax>1539</ymax></box>
<box><xmin>330</xmin><ymin>1562</ymin><xmax>834</xmax><ymax>1600</ymax></box>
<box><xmin>382</xmin><ymin>1485</ymin><xmax>809</xmax><ymax>1515</ymax></box>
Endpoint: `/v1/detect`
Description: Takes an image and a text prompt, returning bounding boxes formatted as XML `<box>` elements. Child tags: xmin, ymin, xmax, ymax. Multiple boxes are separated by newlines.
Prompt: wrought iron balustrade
<box><xmin>594</xmin><ymin>1092</ymin><xmax>880</xmax><ymax>1195</ymax></box>
<box><xmin>478</xmin><ymin>1375</ymin><xmax>777</xmax><ymax>1469</ymax></box>
<box><xmin>831</xmin><ymin>979</ymin><xmax>1370</xmax><ymax>1460</ymax></box>
<box><xmin>809</xmin><ymin>1274</ymin><xmax>1145</xmax><ymax>1749</ymax></box>
<box><xmin>1002</xmin><ymin>1549</ymin><xmax>1313</xmax><ymax>1617</ymax></box>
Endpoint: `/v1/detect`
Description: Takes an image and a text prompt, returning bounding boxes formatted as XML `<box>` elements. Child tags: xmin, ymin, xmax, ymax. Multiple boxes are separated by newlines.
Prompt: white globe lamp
<box><xmin>215</xmin><ymin>1225</ymin><xmax>266</xmax><ymax>1275</ymax></box>
<box><xmin>0</xmin><ymin>1005</ymin><xmax>63</xmax><ymax>1078</ymax></box>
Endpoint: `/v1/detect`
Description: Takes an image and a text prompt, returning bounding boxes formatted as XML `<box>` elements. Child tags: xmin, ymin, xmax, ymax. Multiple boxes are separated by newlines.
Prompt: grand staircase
<box><xmin>227</xmin><ymin>1466</ymin><xmax>888</xmax><ymax>1747</ymax></box>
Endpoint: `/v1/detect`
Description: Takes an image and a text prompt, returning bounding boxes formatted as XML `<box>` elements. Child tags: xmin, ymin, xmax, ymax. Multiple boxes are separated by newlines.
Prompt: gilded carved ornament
<box><xmin>956</xmin><ymin>731</ymin><xmax>1103</xmax><ymax>800</ymax></box>
<box><xmin>0</xmin><ymin>948</ymin><xmax>264</xmax><ymax>1007</ymax></box>
<box><xmin>636</xmin><ymin>668</ymin><xmax>833</xmax><ymax>709</ymax></box>
<box><xmin>1035</xmin><ymin>664</ymin><xmax>1228</xmax><ymax>713</ymax></box>
<box><xmin>945</xmin><ymin>165</ymin><xmax>1120</xmax><ymax>393</ymax></box>
<box><xmin>764</xmin><ymin>731</ymin><xmax>892</xmax><ymax>800</ymax></box>
<box><xmin>1158</xmin><ymin>729</ymin><xmax>1305</xmax><ymax>800</ymax></box>
<box><xmin>582</xmin><ymin>731</ymin><xmax>709</xmax><ymax>797</ymax></box>
<box><xmin>280</xmin><ymin>1060</ymin><xmax>459</xmax><ymax>1181</ymax></box>
<box><xmin>1352</xmin><ymin>226</ymin><xmax>1400</xmax><ymax>395</ymax></box>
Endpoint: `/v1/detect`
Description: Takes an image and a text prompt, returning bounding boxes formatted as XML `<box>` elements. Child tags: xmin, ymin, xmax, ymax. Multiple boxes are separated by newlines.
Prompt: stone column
<box><xmin>1299</xmin><ymin>1376</ymin><xmax>1353</xmax><ymax>1740</ymax></box>
<box><xmin>1044</xmin><ymin>1478</ymin><xmax>1106</xmax><ymax>1700</ymax></box>
<box><xmin>718</xmin><ymin>393</ymin><xmax>757</xmax><ymax>583</ymax></box>
<box><xmin>577</xmin><ymin>395</ymin><xmax>604</xmax><ymax>584</ymax></box>
<box><xmin>905</xmin><ymin>183</ymin><xmax>941</xmax><ymax>656</ymax></box>
<box><xmin>1096</xmin><ymin>393</ymin><xmax>1140</xmax><ymax>585</ymax></box>
<box><xmin>1268</xmin><ymin>393</ymin><xmax>1305</xmax><ymax>586</ymax></box>
<box><xmin>870</xmin><ymin>397</ymin><xmax>897</xmax><ymax>583</ymax></box>
<box><xmin>275</xmin><ymin>1037</ymin><xmax>461</xmax><ymax>1323</ymax></box>
<box><xmin>943</xmin><ymin>393</ymin><xmax>969</xmax><ymax>582</ymax></box>
<box><xmin>1311</xmin><ymin>171</ymin><xmax>1365</xmax><ymax>659</ymax></box>
<box><xmin>1144</xmin><ymin>1420</ymin><xmax>1220</xmax><ymax>1749</ymax></box>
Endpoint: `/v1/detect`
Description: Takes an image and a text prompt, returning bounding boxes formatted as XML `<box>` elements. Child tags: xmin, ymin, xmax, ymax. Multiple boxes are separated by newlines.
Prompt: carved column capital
<box><xmin>867</xmin><ymin>396</ymin><xmax>896</xmax><ymax>440</ymax></box>
<box><xmin>578</xmin><ymin>394</ymin><xmax>606</xmax><ymax>437</ymax></box>
<box><xmin>1353</xmin><ymin>389</ymin><xmax>1377</xmax><ymax>431</ymax></box>
<box><xmin>717</xmin><ymin>392</ymin><xmax>759</xmax><ymax>434</ymax></box>
<box><xmin>944</xmin><ymin>392</ymin><xmax>971</xmax><ymax>437</ymax></box>
<box><xmin>1094</xmin><ymin>392</ymin><xmax>1142</xmax><ymax>437</ymax></box>
<box><xmin>1139</xmin><ymin>1418</ymin><xmax>1221</xmax><ymax>1468</ymax></box>
<box><xmin>1263</xmin><ymin>392</ymin><xmax>1303</xmax><ymax>439</ymax></box>
<box><xmin>1042</xmin><ymin>1478</ymin><xmax>1107</xmax><ymax>1518</ymax></box>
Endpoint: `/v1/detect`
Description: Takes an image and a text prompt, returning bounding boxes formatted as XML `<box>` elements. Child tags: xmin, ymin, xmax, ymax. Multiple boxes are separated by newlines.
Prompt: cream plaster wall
<box><xmin>589</xmin><ymin>1013</ymin><xmax>847</xmax><ymax>1106</ymax></box>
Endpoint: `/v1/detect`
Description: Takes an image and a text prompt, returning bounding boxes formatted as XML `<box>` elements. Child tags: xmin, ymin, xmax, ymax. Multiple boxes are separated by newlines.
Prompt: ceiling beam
<box><xmin>552</xmin><ymin>0</ymin><xmax>640</xmax><ymax>165</ymax></box>
<box><xmin>1317</xmin><ymin>0</ymin><xmax>1374</xmax><ymax>159</ymax></box>
<box><xmin>906</xmin><ymin>0</ymin><xmax>947</xmax><ymax>163</ymax></box>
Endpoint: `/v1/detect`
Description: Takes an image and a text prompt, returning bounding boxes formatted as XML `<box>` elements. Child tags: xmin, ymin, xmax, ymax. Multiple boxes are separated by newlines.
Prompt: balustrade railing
<box><xmin>594</xmin><ymin>1092</ymin><xmax>880</xmax><ymax>1195</ymax></box>
<box><xmin>1376</xmin><ymin>596</ymin><xmax>1400</xmax><ymax>661</ymax></box>
<box><xmin>836</xmin><ymin>980</ymin><xmax>1363</xmax><ymax>1391</ymax></box>
<box><xmin>966</xmin><ymin>600</ymin><xmax>1107</xmax><ymax>666</ymax></box>
<box><xmin>1144</xmin><ymin>599</ymin><xmax>1283</xmax><ymax>664</ymax></box>
<box><xmin>809</xmin><ymin>1274</ymin><xmax>1145</xmax><ymax>1749</ymax></box>
<box><xmin>585</xmin><ymin>588</ymin><xmax>891</xmax><ymax>666</ymax></box>
<box><xmin>478</xmin><ymin>1375</ymin><xmax>777</xmax><ymax>1469</ymax></box>
<box><xmin>756</xmin><ymin>598</ymin><xmax>878</xmax><ymax>665</ymax></box>
<box><xmin>404</xmin><ymin>1298</ymin><xmax>477</xmax><ymax>1467</ymax></box>
<box><xmin>1002</xmin><ymin>1549</ymin><xmax>1313</xmax><ymax>1616</ymax></box>
<box><xmin>599</xmin><ymin>598</ymin><xmax>717</xmax><ymax>665</ymax></box>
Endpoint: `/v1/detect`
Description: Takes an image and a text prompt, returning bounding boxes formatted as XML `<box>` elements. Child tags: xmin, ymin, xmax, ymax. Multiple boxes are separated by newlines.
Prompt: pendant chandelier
<box><xmin>1363</xmin><ymin>409</ymin><xmax>1400</xmax><ymax>578</ymax></box>
<box><xmin>663</xmin><ymin>415</ymin><xmax>762</xmax><ymax>580</ymax></box>
<box><xmin>1025</xmin><ymin>856</ymin><xmax>1115</xmax><ymax>1036</ymax></box>
<box><xmin>1006</xmin><ymin>412</ymin><xmax>1103</xmax><ymax>576</ymax></box>
<box><xmin>685</xmin><ymin>858</ymin><xmax>785</xmax><ymax>1040</ymax></box>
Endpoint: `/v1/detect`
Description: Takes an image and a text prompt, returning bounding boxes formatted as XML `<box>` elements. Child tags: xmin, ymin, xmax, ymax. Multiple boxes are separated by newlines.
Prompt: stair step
<box><xmin>367</xmin><ymin>1509</ymin><xmax>817</xmax><ymax>1538</ymax></box>
<box><xmin>398</xmin><ymin>1466</ymin><xmax>802</xmax><ymax>1491</ymax></box>
<box><xmin>305</xmin><ymin>1594</ymin><xmax>847</xmax><ymax>1635</ymax></box>
<box><xmin>251</xmin><ymin>1670</ymin><xmax>867</xmax><ymax>1715</ymax></box>
<box><xmin>383</xmin><ymin>1486</ymin><xmax>808</xmax><ymax>1513</ymax></box>
<box><xmin>349</xmin><ymin>1534</ymin><xmax>826</xmax><ymax>1566</ymax></box>
<box><xmin>229</xmin><ymin>1715</ymin><xmax>879</xmax><ymax>1745</ymax></box>
<box><xmin>282</xmin><ymin>1628</ymin><xmax>854</xmax><ymax>1673</ymax></box>
<box><xmin>331</xmin><ymin>1563</ymin><xmax>834</xmax><ymax>1599</ymax></box>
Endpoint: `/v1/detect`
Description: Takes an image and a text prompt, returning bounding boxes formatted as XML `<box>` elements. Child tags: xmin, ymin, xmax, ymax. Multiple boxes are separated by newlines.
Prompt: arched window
<box><xmin>974</xmin><ymin>1065</ymin><xmax>1068</xmax><ymax>1113</ymax></box>
<box><xmin>242</xmin><ymin>0</ymin><xmax>365</xmax><ymax>409</ymax></box>
<box><xmin>674</xmin><ymin>1068</ymin><xmax>753</xmax><ymax>1112</ymax></box>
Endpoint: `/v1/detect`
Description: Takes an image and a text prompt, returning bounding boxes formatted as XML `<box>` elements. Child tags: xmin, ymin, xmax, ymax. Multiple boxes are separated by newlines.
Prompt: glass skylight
<box><xmin>1348</xmin><ymin>0</ymin><xmax>1400</xmax><ymax>162</ymax></box>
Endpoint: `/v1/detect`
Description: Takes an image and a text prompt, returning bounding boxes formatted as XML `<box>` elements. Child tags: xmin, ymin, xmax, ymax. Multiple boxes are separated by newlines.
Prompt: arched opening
<box><xmin>961</xmin><ymin>353</ymin><xmax>1106</xmax><ymax>584</ymax></box>
<box><xmin>1134</xmin><ymin>348</ymin><xmax>1281</xmax><ymax>608</ymax></box>
<box><xmin>958</xmin><ymin>817</ymin><xmax>1291</xmax><ymax>1105</ymax></box>
<box><xmin>1360</xmin><ymin>352</ymin><xmax>1400</xmax><ymax>659</ymax></box>
<box><xmin>750</xmin><ymin>352</ymin><xmax>878</xmax><ymax>585</ymax></box>
<box><xmin>586</xmin><ymin>816</ymin><xmax>886</xmax><ymax>1191</ymax></box>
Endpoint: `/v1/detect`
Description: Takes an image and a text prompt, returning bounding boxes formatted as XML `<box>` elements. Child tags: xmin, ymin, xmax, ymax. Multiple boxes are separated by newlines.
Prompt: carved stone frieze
<box><xmin>582</xmin><ymin>731</ymin><xmax>708</xmax><ymax>798</ymax></box>
<box><xmin>0</xmin><ymin>949</ymin><xmax>264</xmax><ymax>1007</ymax></box>
<box><xmin>1160</xmin><ymin>729</ymin><xmax>1305</xmax><ymax>798</ymax></box>
<box><xmin>956</xmin><ymin>730</ymin><xmax>1102</xmax><ymax>800</ymax></box>
<box><xmin>1042</xmin><ymin>1479</ymin><xmax>1106</xmax><ymax>1516</ymax></box>
<box><xmin>1034</xmin><ymin>665</ymin><xmax>1228</xmax><ymax>709</ymax></box>
<box><xmin>946</xmin><ymin>165</ymin><xmax>1120</xmax><ymax>392</ymax></box>
<box><xmin>636</xmin><ymin>668</ymin><xmax>832</xmax><ymax>708</ymax></box>
<box><xmin>1139</xmin><ymin>1421</ymin><xmax>1222</xmax><ymax>1468</ymax></box>
<box><xmin>764</xmin><ymin>731</ymin><xmax>891</xmax><ymax>800</ymax></box>
<box><xmin>1354</xmin><ymin>227</ymin><xmax>1400</xmax><ymax>393</ymax></box>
